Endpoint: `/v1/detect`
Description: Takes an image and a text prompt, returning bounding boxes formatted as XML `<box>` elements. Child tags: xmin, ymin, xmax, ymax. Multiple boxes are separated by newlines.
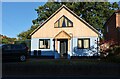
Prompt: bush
<box><xmin>107</xmin><ymin>46</ymin><xmax>120</xmax><ymax>57</ymax></box>
<box><xmin>100</xmin><ymin>46</ymin><xmax>120</xmax><ymax>63</ymax></box>
<box><xmin>100</xmin><ymin>39</ymin><xmax>120</xmax><ymax>62</ymax></box>
<box><xmin>114</xmin><ymin>46</ymin><xmax>120</xmax><ymax>55</ymax></box>
<box><xmin>100</xmin><ymin>39</ymin><xmax>120</xmax><ymax>57</ymax></box>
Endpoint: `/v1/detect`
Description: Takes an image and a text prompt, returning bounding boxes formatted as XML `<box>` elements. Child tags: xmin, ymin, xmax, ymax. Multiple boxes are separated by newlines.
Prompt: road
<box><xmin>2</xmin><ymin>58</ymin><xmax>120</xmax><ymax>79</ymax></box>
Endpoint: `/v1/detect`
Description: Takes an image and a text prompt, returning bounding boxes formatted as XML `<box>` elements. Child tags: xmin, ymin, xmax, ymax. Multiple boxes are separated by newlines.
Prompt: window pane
<box><xmin>45</xmin><ymin>40</ymin><xmax>48</xmax><ymax>48</ymax></box>
<box><xmin>55</xmin><ymin>21</ymin><xmax>58</xmax><ymax>27</ymax></box>
<box><xmin>65</xmin><ymin>18</ymin><xmax>67</xmax><ymax>26</ymax></box>
<box><xmin>60</xmin><ymin>17</ymin><xmax>64</xmax><ymax>27</ymax></box>
<box><xmin>58</xmin><ymin>21</ymin><xmax>60</xmax><ymax>27</ymax></box>
<box><xmin>107</xmin><ymin>26</ymin><xmax>109</xmax><ymax>32</ymax></box>
<box><xmin>78</xmin><ymin>39</ymin><xmax>82</xmax><ymax>48</ymax></box>
<box><xmin>68</xmin><ymin>21</ymin><xmax>72</xmax><ymax>26</ymax></box>
<box><xmin>4</xmin><ymin>45</ymin><xmax>11</xmax><ymax>50</ymax></box>
<box><xmin>83</xmin><ymin>39</ymin><xmax>89</xmax><ymax>48</ymax></box>
<box><xmin>47</xmin><ymin>40</ymin><xmax>50</xmax><ymax>48</ymax></box>
<box><xmin>39</xmin><ymin>40</ymin><xmax>44</xmax><ymax>48</ymax></box>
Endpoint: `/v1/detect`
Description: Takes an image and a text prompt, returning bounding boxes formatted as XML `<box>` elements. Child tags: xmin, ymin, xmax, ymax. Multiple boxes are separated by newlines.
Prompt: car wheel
<box><xmin>20</xmin><ymin>55</ymin><xmax>26</xmax><ymax>62</ymax></box>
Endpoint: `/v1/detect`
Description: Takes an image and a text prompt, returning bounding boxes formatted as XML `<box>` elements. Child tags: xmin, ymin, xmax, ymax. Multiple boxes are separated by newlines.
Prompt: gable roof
<box><xmin>104</xmin><ymin>9</ymin><xmax>120</xmax><ymax>27</ymax></box>
<box><xmin>30</xmin><ymin>5</ymin><xmax>99</xmax><ymax>36</ymax></box>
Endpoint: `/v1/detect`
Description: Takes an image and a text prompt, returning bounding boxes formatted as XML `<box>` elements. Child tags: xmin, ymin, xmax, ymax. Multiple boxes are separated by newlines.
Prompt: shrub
<box><xmin>100</xmin><ymin>46</ymin><xmax>120</xmax><ymax>63</ymax></box>
<box><xmin>104</xmin><ymin>46</ymin><xmax>120</xmax><ymax>56</ymax></box>
<box><xmin>100</xmin><ymin>39</ymin><xmax>120</xmax><ymax>62</ymax></box>
<box><xmin>100</xmin><ymin>39</ymin><xmax>119</xmax><ymax>57</ymax></box>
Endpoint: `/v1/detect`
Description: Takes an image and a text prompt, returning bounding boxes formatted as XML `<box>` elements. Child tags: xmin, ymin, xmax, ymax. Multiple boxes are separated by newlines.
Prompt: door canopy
<box><xmin>54</xmin><ymin>30</ymin><xmax>71</xmax><ymax>39</ymax></box>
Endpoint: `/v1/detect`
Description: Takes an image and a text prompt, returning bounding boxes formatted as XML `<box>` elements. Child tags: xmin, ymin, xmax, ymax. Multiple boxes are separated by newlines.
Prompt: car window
<box><xmin>11</xmin><ymin>45</ymin><xmax>16</xmax><ymax>50</ymax></box>
<box><xmin>11</xmin><ymin>45</ymin><xmax>24</xmax><ymax>50</ymax></box>
<box><xmin>0</xmin><ymin>45</ymin><xmax>2</xmax><ymax>49</ymax></box>
<box><xmin>0</xmin><ymin>45</ymin><xmax>2</xmax><ymax>50</ymax></box>
<box><xmin>16</xmin><ymin>45</ymin><xmax>23</xmax><ymax>49</ymax></box>
<box><xmin>3</xmin><ymin>45</ymin><xmax>11</xmax><ymax>50</ymax></box>
<box><xmin>0</xmin><ymin>44</ymin><xmax>3</xmax><ymax>47</ymax></box>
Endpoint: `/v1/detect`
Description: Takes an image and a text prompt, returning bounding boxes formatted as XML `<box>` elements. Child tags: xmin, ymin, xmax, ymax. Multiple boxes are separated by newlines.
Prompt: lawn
<box><xmin>3</xmin><ymin>58</ymin><xmax>120</xmax><ymax>77</ymax></box>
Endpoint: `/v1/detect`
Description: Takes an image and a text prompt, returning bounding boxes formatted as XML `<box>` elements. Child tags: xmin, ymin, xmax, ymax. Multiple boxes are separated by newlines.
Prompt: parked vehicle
<box><xmin>1</xmin><ymin>44</ymin><xmax>28</xmax><ymax>62</ymax></box>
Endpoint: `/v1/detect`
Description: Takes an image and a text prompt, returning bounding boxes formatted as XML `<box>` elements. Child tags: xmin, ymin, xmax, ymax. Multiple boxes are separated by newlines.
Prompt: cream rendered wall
<box><xmin>32</xmin><ymin>8</ymin><xmax>98</xmax><ymax>38</ymax></box>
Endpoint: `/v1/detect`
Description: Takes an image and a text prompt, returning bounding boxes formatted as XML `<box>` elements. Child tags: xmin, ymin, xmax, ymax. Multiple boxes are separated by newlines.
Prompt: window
<box><xmin>107</xmin><ymin>26</ymin><xmax>109</xmax><ymax>33</ymax></box>
<box><xmin>83</xmin><ymin>39</ymin><xmax>89</xmax><ymax>48</ymax></box>
<box><xmin>11</xmin><ymin>45</ymin><xmax>22</xmax><ymax>50</ymax></box>
<box><xmin>54</xmin><ymin>16</ymin><xmax>73</xmax><ymax>28</ymax></box>
<box><xmin>78</xmin><ymin>38</ymin><xmax>90</xmax><ymax>49</ymax></box>
<box><xmin>3</xmin><ymin>45</ymin><xmax>11</xmax><ymax>50</ymax></box>
<box><xmin>11</xmin><ymin>45</ymin><xmax>25</xmax><ymax>50</ymax></box>
<box><xmin>39</xmin><ymin>39</ymin><xmax>50</xmax><ymax>49</ymax></box>
<box><xmin>78</xmin><ymin>39</ymin><xmax>82</xmax><ymax>48</ymax></box>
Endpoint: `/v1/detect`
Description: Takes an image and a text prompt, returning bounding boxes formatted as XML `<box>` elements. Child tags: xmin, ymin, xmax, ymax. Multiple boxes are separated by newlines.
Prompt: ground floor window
<box><xmin>39</xmin><ymin>39</ymin><xmax>50</xmax><ymax>49</ymax></box>
<box><xmin>78</xmin><ymin>38</ymin><xmax>90</xmax><ymax>49</ymax></box>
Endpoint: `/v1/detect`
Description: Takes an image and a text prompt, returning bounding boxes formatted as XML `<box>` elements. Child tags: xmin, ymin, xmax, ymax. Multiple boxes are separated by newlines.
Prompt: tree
<box><xmin>119</xmin><ymin>1</ymin><xmax>120</xmax><ymax>8</ymax></box>
<box><xmin>17</xmin><ymin>2</ymin><xmax>119</xmax><ymax>40</ymax></box>
<box><xmin>0</xmin><ymin>34</ymin><xmax>17</xmax><ymax>44</ymax></box>
<box><xmin>17</xmin><ymin>25</ymin><xmax>38</xmax><ymax>40</ymax></box>
<box><xmin>35</xmin><ymin>2</ymin><xmax>61</xmax><ymax>22</ymax></box>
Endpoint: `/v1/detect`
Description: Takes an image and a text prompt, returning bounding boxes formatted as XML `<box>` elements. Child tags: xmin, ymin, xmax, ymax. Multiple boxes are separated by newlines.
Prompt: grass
<box><xmin>3</xmin><ymin>58</ymin><xmax>120</xmax><ymax>77</ymax></box>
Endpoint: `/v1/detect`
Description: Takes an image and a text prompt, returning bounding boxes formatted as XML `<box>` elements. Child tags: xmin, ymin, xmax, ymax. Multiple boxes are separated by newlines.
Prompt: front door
<box><xmin>60</xmin><ymin>39</ymin><xmax>68</xmax><ymax>58</ymax></box>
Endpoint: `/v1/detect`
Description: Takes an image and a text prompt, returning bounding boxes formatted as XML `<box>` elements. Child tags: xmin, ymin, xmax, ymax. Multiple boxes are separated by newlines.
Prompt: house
<box><xmin>30</xmin><ymin>5</ymin><xmax>100</xmax><ymax>59</ymax></box>
<box><xmin>104</xmin><ymin>10</ymin><xmax>120</xmax><ymax>46</ymax></box>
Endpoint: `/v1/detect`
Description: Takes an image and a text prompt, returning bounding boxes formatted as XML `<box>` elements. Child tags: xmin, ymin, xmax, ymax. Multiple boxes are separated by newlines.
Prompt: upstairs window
<box><xmin>54</xmin><ymin>16</ymin><xmax>73</xmax><ymax>28</ymax></box>
<box><xmin>107</xmin><ymin>26</ymin><xmax>109</xmax><ymax>33</ymax></box>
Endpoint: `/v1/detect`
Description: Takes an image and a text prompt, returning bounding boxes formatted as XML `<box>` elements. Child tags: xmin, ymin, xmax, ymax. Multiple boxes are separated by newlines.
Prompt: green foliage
<box><xmin>17</xmin><ymin>25</ymin><xmax>38</xmax><ymax>40</ymax></box>
<box><xmin>100</xmin><ymin>42</ymin><xmax>120</xmax><ymax>63</ymax></box>
<box><xmin>2</xmin><ymin>38</ymin><xmax>8</xmax><ymax>44</ymax></box>
<box><xmin>35</xmin><ymin>2</ymin><xmax>61</xmax><ymax>22</ymax></box>
<box><xmin>0</xmin><ymin>35</ymin><xmax>16</xmax><ymax>44</ymax></box>
<box><xmin>108</xmin><ymin>46</ymin><xmax>120</xmax><ymax>56</ymax></box>
<box><xmin>18</xmin><ymin>2</ymin><xmax>119</xmax><ymax>40</ymax></box>
<box><xmin>14</xmin><ymin>39</ymin><xmax>31</xmax><ymax>50</ymax></box>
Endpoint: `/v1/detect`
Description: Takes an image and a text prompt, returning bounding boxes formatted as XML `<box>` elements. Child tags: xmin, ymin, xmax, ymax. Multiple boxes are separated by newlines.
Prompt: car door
<box><xmin>2</xmin><ymin>44</ymin><xmax>12</xmax><ymax>59</ymax></box>
<box><xmin>11</xmin><ymin>45</ymin><xmax>25</xmax><ymax>57</ymax></box>
<box><xmin>11</xmin><ymin>45</ymin><xmax>17</xmax><ymax>57</ymax></box>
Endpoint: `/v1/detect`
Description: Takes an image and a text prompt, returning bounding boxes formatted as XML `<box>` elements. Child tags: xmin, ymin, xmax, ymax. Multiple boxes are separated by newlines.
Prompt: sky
<box><xmin>1</xmin><ymin>0</ymin><xmax>120</xmax><ymax>38</ymax></box>
<box><xmin>109</xmin><ymin>0</ymin><xmax>120</xmax><ymax>2</ymax></box>
<box><xmin>2</xmin><ymin>2</ymin><xmax>45</xmax><ymax>38</ymax></box>
<box><xmin>0</xmin><ymin>2</ymin><xmax>2</xmax><ymax>36</ymax></box>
